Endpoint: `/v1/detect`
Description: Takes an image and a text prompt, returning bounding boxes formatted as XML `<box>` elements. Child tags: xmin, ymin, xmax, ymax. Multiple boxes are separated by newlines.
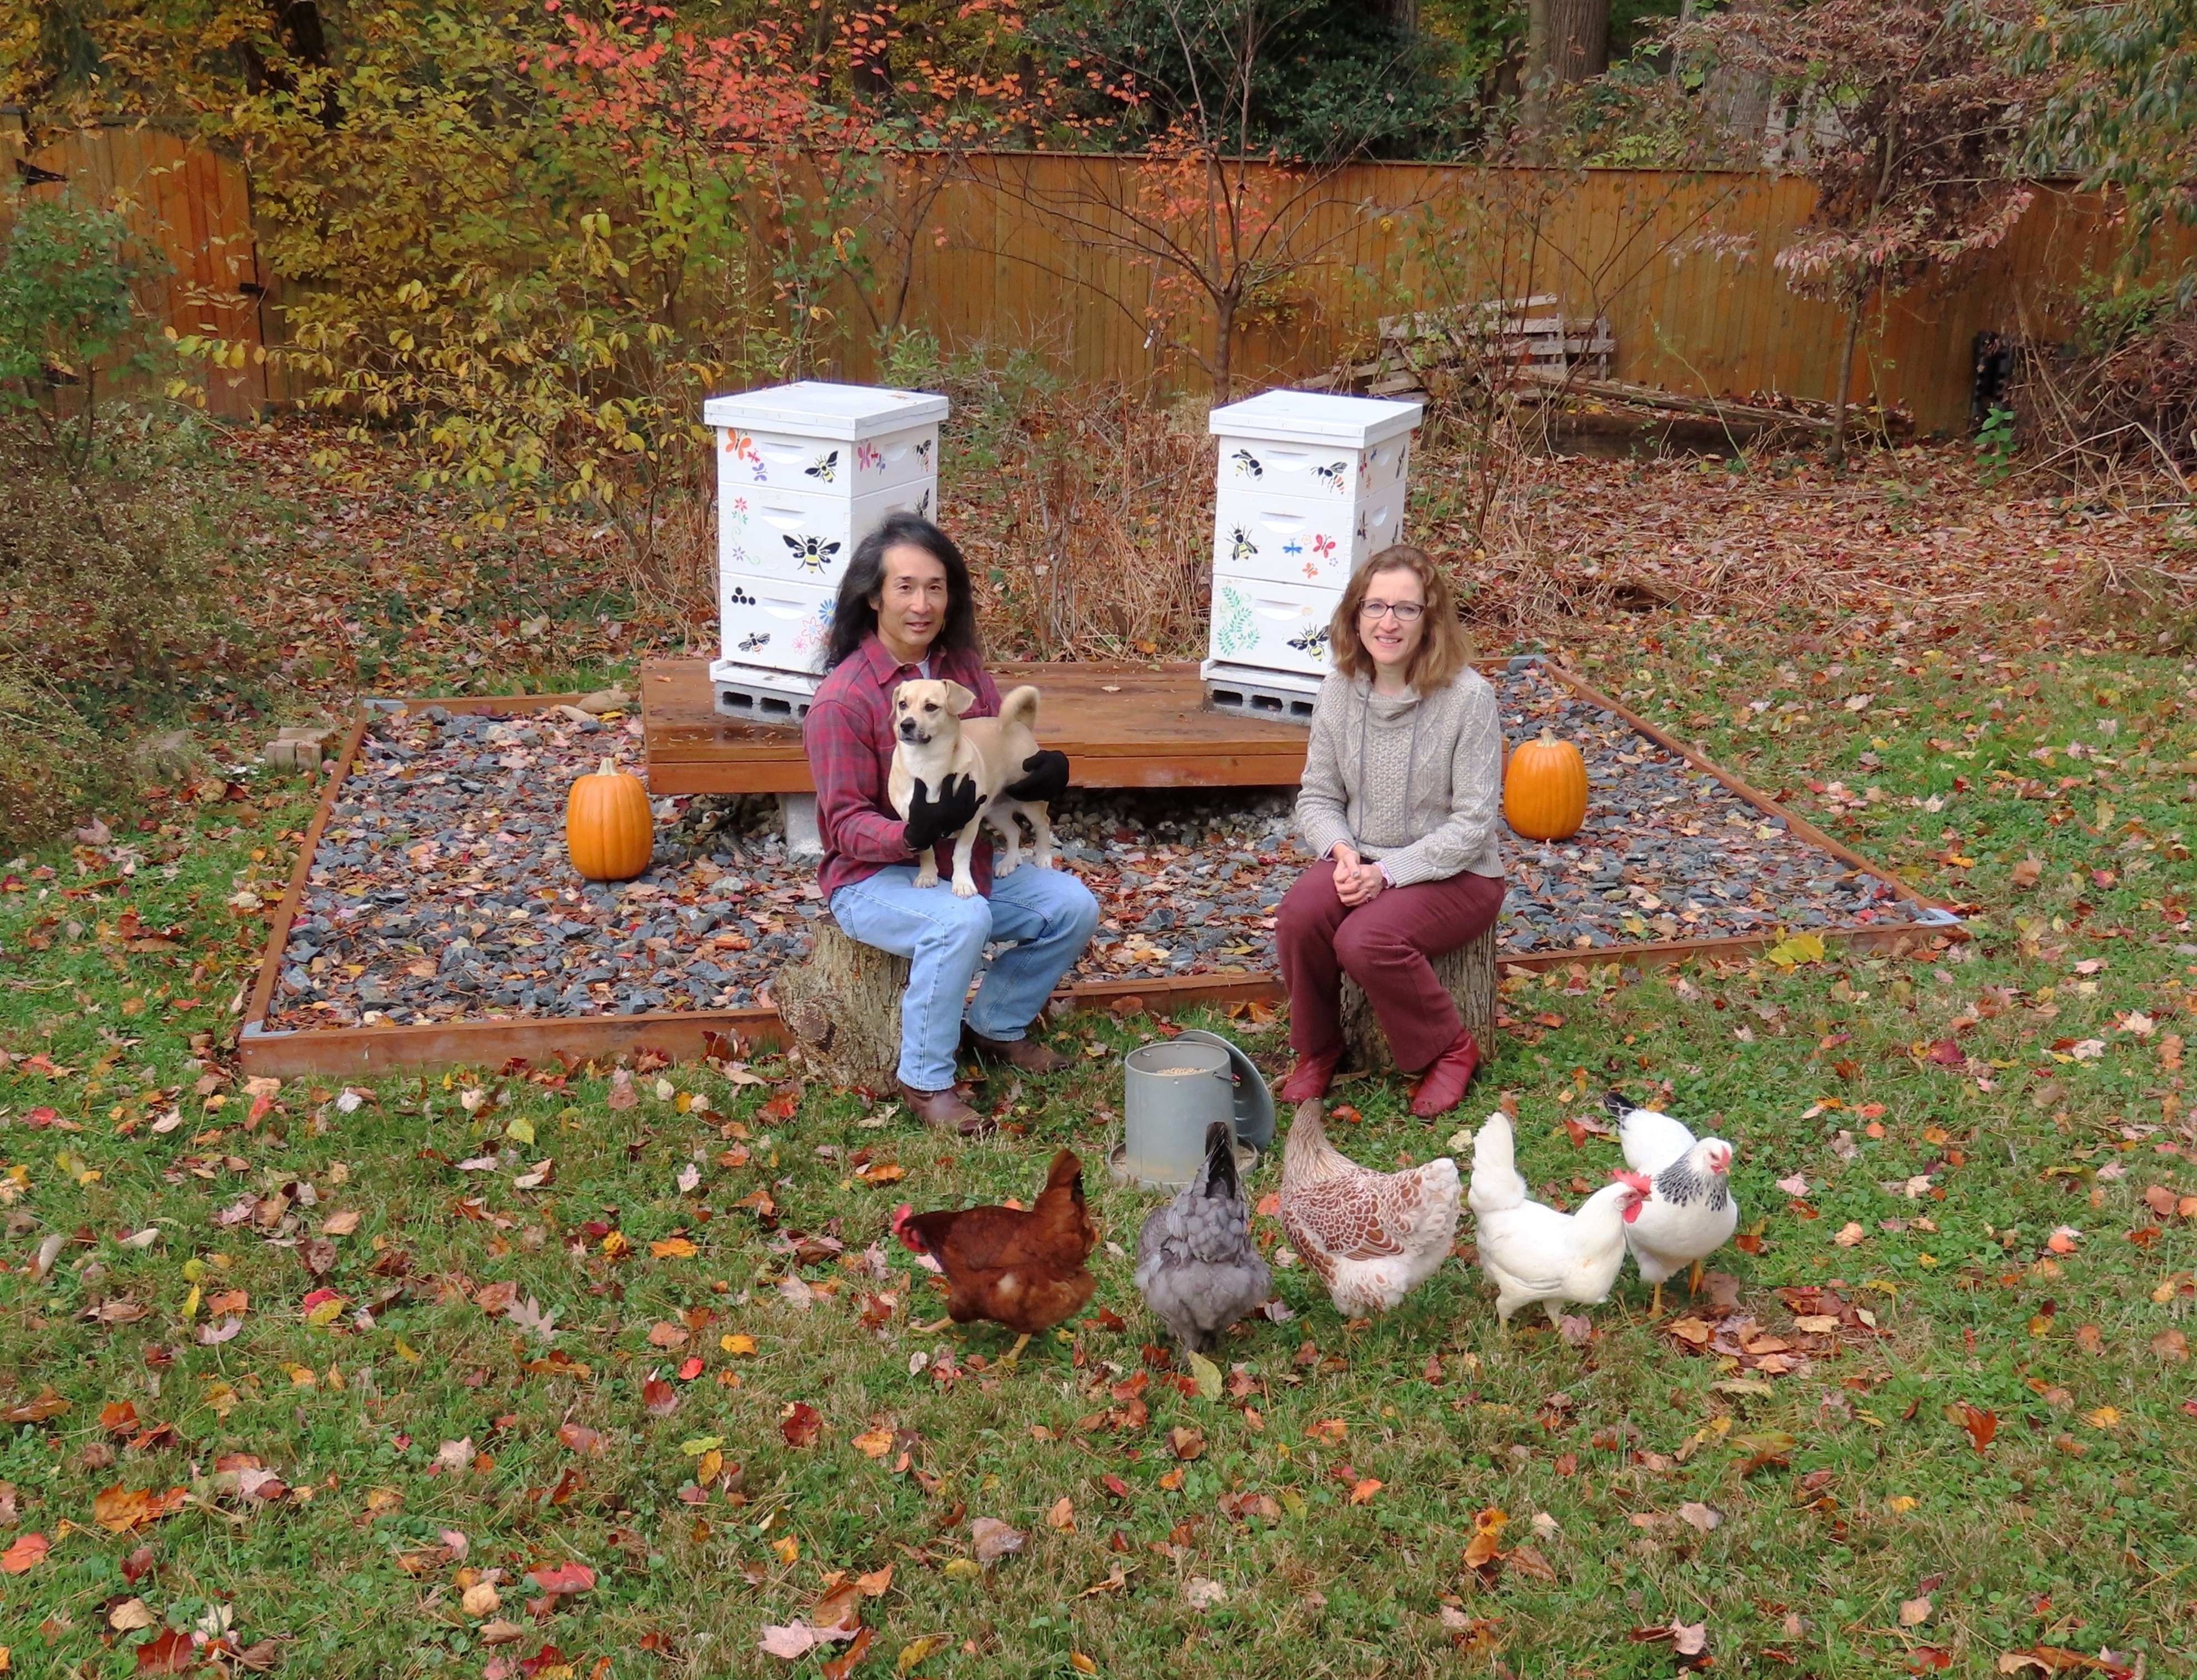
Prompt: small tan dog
<box><xmin>887</xmin><ymin>680</ymin><xmax>1057</xmax><ymax>897</ymax></box>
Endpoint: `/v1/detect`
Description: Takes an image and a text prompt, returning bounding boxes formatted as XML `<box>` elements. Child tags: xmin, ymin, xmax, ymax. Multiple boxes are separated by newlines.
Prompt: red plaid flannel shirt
<box><xmin>804</xmin><ymin>634</ymin><xmax>1002</xmax><ymax>902</ymax></box>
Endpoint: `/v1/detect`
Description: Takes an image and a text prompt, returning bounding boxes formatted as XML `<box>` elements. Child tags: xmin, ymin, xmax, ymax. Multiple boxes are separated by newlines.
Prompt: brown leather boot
<box><xmin>1408</xmin><ymin>1027</ymin><xmax>1480</xmax><ymax>1119</ymax></box>
<box><xmin>896</xmin><ymin>1079</ymin><xmax>992</xmax><ymax>1135</ymax></box>
<box><xmin>962</xmin><ymin>1028</ymin><xmax>1070</xmax><ymax>1075</ymax></box>
<box><xmin>1276</xmin><ymin>1047</ymin><xmax>1341</xmax><ymax>1103</ymax></box>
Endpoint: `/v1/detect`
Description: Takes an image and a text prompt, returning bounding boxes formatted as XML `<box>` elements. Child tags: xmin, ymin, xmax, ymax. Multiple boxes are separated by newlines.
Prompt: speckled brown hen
<box><xmin>1277</xmin><ymin>1099</ymin><xmax>1461</xmax><ymax>1316</ymax></box>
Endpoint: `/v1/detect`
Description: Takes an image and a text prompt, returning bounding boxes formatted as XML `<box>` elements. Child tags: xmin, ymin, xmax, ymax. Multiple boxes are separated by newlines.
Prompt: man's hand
<box><xmin>1003</xmin><ymin>748</ymin><xmax>1070</xmax><ymax>803</ymax></box>
<box><xmin>903</xmin><ymin>774</ymin><xmax>984</xmax><ymax>854</ymax></box>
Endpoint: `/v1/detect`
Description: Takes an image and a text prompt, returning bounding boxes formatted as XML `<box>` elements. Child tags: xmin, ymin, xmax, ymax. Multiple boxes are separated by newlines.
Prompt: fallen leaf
<box><xmin>852</xmin><ymin>1428</ymin><xmax>893</xmax><ymax>1459</ymax></box>
<box><xmin>1671</xmin><ymin>1620</ymin><xmax>1708</xmax><ymax>1658</ymax></box>
<box><xmin>462</xmin><ymin>1582</ymin><xmax>501</xmax><ymax>1617</ymax></box>
<box><xmin>321</xmin><ymin>1209</ymin><xmax>361</xmax><ymax>1236</ymax></box>
<box><xmin>1900</xmin><ymin>1596</ymin><xmax>1933</xmax><ymax>1627</ymax></box>
<box><xmin>1348</xmin><ymin>1478</ymin><xmax>1383</xmax><ymax>1505</ymax></box>
<box><xmin>1832</xmin><ymin>1222</ymin><xmax>1866</xmax><ymax>1247</ymax></box>
<box><xmin>651</xmin><ymin>1237</ymin><xmax>699</xmax><ymax>1259</ymax></box>
<box><xmin>896</xmin><ymin>1636</ymin><xmax>949</xmax><ymax>1673</ymax></box>
<box><xmin>93</xmin><ymin>1485</ymin><xmax>187</xmax><ymax>1532</ymax></box>
<box><xmin>647</xmin><ymin>1320</ymin><xmax>689</xmax><ymax>1349</ymax></box>
<box><xmin>1463</xmin><ymin>1506</ymin><xmax>1508</xmax><ymax>1570</ymax></box>
<box><xmin>135</xmin><ymin>1628</ymin><xmax>198</xmax><ymax>1674</ymax></box>
<box><xmin>525</xmin><ymin>1561</ymin><xmax>595</xmax><ymax>1596</ymax></box>
<box><xmin>606</xmin><ymin>1069</ymin><xmax>638</xmax><ymax>1110</ymax></box>
<box><xmin>0</xmin><ymin>1533</ymin><xmax>48</xmax><ymax>1573</ymax></box>
<box><xmin>1048</xmin><ymin>1496</ymin><xmax>1076</xmax><ymax>1532</ymax></box>
<box><xmin>1183</xmin><ymin>1576</ymin><xmax>1226</xmax><ymax>1609</ymax></box>
<box><xmin>971</xmin><ymin>1516</ymin><xmax>1025</xmax><ymax>1565</ymax></box>
<box><xmin>108</xmin><ymin>1596</ymin><xmax>156</xmax><ymax>1630</ymax></box>
<box><xmin>1676</xmin><ymin>1502</ymin><xmax>1722</xmax><ymax>1534</ymax></box>
<box><xmin>1952</xmin><ymin>1404</ymin><xmax>1998</xmax><ymax>1453</ymax></box>
<box><xmin>557</xmin><ymin>1423</ymin><xmax>604</xmax><ymax>1456</ymax></box>
<box><xmin>1184</xmin><ymin>1349</ymin><xmax>1223</xmax><ymax>1400</ymax></box>
<box><xmin>2155</xmin><ymin>1328</ymin><xmax>2190</xmax><ymax>1363</ymax></box>
<box><xmin>781</xmin><ymin>1403</ymin><xmax>823</xmax><ymax>1448</ymax></box>
<box><xmin>759</xmin><ymin>1621</ymin><xmax>856</xmax><ymax>1659</ymax></box>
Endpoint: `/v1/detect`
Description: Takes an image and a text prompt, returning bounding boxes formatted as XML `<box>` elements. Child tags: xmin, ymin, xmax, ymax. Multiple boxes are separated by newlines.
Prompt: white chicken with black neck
<box><xmin>1605</xmin><ymin>1090</ymin><xmax>1740</xmax><ymax>1315</ymax></box>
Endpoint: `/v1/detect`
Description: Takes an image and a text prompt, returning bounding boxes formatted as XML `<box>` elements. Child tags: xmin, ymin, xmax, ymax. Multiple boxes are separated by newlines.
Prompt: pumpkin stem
<box><xmin>1539</xmin><ymin>729</ymin><xmax>1558</xmax><ymax>745</ymax></box>
<box><xmin>599</xmin><ymin>757</ymin><xmax>617</xmax><ymax>777</ymax></box>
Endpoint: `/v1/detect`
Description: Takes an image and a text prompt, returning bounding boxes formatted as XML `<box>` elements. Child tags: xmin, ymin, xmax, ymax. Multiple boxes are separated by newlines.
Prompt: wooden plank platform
<box><xmin>640</xmin><ymin>659</ymin><xmax>1312</xmax><ymax>795</ymax></box>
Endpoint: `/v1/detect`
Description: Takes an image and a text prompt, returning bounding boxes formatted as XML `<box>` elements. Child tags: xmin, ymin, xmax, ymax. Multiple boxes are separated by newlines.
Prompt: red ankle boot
<box><xmin>1408</xmin><ymin>1027</ymin><xmax>1479</xmax><ymax>1118</ymax></box>
<box><xmin>1276</xmin><ymin>1048</ymin><xmax>1341</xmax><ymax>1103</ymax></box>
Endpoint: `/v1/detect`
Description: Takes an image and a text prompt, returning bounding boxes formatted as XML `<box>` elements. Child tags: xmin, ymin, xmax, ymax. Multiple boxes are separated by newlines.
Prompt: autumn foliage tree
<box><xmin>1669</xmin><ymin>0</ymin><xmax>2043</xmax><ymax>463</ymax></box>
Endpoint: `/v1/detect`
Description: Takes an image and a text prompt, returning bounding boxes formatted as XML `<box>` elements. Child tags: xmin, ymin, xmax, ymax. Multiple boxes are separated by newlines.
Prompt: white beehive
<box><xmin>1202</xmin><ymin>389</ymin><xmax>1423</xmax><ymax>717</ymax></box>
<box><xmin>703</xmin><ymin>382</ymin><xmax>948</xmax><ymax>708</ymax></box>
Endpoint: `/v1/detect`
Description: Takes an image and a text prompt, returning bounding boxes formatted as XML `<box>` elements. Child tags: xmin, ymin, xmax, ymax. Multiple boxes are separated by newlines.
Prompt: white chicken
<box><xmin>1278</xmin><ymin>1099</ymin><xmax>1461</xmax><ymax>1317</ymax></box>
<box><xmin>1467</xmin><ymin>1109</ymin><xmax>1653</xmax><ymax>1327</ymax></box>
<box><xmin>1605</xmin><ymin>1091</ymin><xmax>1739</xmax><ymax>1315</ymax></box>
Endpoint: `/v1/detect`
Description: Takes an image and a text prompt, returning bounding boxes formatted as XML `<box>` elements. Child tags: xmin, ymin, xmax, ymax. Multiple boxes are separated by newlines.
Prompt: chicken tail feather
<box><xmin>1468</xmin><ymin>1110</ymin><xmax>1526</xmax><ymax>1215</ymax></box>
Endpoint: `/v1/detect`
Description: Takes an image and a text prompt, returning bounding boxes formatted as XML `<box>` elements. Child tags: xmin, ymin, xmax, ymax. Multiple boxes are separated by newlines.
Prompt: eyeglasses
<box><xmin>1358</xmin><ymin>600</ymin><xmax>1425</xmax><ymax>623</ymax></box>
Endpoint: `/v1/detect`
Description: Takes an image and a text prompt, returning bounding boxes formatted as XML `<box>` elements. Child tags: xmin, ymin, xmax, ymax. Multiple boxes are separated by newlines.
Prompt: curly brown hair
<box><xmin>1327</xmin><ymin>545</ymin><xmax>1472</xmax><ymax>691</ymax></box>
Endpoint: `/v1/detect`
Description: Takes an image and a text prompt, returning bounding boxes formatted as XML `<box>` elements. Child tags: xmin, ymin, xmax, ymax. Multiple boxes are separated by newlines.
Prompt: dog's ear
<box><xmin>942</xmin><ymin>681</ymin><xmax>977</xmax><ymax>717</ymax></box>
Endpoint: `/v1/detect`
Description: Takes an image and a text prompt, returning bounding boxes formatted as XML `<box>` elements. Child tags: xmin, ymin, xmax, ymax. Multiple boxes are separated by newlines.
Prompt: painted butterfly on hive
<box><xmin>1287</xmin><ymin>626</ymin><xmax>1331</xmax><ymax>659</ymax></box>
<box><xmin>784</xmin><ymin>535</ymin><xmax>842</xmax><ymax>573</ymax></box>
<box><xmin>1231</xmin><ymin>448</ymin><xmax>1264</xmax><ymax>480</ymax></box>
<box><xmin>1228</xmin><ymin>527</ymin><xmax>1259</xmax><ymax>563</ymax></box>
<box><xmin>737</xmin><ymin>631</ymin><xmax>769</xmax><ymax>653</ymax></box>
<box><xmin>1312</xmin><ymin>461</ymin><xmax>1348</xmax><ymax>490</ymax></box>
<box><xmin>805</xmin><ymin>450</ymin><xmax>840</xmax><ymax>484</ymax></box>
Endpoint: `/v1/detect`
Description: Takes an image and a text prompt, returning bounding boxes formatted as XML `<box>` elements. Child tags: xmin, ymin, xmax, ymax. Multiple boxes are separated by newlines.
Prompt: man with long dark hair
<box><xmin>802</xmin><ymin>514</ymin><xmax>1094</xmax><ymax>1132</ymax></box>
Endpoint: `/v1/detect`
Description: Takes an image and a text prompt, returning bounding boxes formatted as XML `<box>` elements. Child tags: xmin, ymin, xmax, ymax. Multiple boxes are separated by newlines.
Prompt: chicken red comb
<box><xmin>1613</xmin><ymin>1170</ymin><xmax>1654</xmax><ymax>1195</ymax></box>
<box><xmin>889</xmin><ymin>1202</ymin><xmax>912</xmax><ymax>1232</ymax></box>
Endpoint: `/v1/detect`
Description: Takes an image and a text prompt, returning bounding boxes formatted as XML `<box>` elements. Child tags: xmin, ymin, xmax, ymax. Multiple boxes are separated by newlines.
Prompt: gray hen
<box><xmin>1134</xmin><ymin>1122</ymin><xmax>1272</xmax><ymax>1353</ymax></box>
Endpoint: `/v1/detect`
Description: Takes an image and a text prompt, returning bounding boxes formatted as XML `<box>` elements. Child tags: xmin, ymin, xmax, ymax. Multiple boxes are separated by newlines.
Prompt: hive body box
<box><xmin>703</xmin><ymin>382</ymin><xmax>949</xmax><ymax>721</ymax></box>
<box><xmin>1201</xmin><ymin>389</ymin><xmax>1425</xmax><ymax>721</ymax></box>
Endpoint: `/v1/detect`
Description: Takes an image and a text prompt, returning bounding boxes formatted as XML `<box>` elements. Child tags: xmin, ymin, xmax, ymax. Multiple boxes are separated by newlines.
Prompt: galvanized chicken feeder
<box><xmin>1110</xmin><ymin>1031</ymin><xmax>1271</xmax><ymax>1191</ymax></box>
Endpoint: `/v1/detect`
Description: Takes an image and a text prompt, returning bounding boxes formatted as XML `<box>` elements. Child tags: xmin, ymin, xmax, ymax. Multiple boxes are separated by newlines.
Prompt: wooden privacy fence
<box><xmin>1</xmin><ymin>119</ymin><xmax>2176</xmax><ymax>434</ymax></box>
<box><xmin>1</xmin><ymin>115</ymin><xmax>274</xmax><ymax>418</ymax></box>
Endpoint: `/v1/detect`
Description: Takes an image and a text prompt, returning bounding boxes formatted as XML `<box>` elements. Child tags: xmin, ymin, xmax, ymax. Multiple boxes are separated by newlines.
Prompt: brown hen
<box><xmin>890</xmin><ymin>1150</ymin><xmax>1097</xmax><ymax>1358</ymax></box>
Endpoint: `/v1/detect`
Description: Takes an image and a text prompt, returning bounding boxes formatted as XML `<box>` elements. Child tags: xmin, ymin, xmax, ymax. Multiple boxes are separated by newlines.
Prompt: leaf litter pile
<box><xmin>266</xmin><ymin>670</ymin><xmax>1936</xmax><ymax>1030</ymax></box>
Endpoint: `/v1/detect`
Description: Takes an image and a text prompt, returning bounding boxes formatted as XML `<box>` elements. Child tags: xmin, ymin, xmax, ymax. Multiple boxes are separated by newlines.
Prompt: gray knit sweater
<box><xmin>1294</xmin><ymin>667</ymin><xmax>1504</xmax><ymax>888</ymax></box>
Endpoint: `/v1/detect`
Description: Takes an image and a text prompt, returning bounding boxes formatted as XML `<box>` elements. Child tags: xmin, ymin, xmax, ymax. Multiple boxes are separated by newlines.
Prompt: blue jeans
<box><xmin>830</xmin><ymin>864</ymin><xmax>1100</xmax><ymax>1091</ymax></box>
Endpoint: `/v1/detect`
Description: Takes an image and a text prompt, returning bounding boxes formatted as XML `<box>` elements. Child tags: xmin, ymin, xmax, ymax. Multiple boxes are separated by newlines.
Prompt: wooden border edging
<box><xmin>235</xmin><ymin>671</ymin><xmax>1959</xmax><ymax>1080</ymax></box>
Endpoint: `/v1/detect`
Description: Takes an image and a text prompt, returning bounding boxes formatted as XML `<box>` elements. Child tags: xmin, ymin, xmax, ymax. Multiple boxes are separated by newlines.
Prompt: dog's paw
<box><xmin>994</xmin><ymin>857</ymin><xmax>1019</xmax><ymax>877</ymax></box>
<box><xmin>914</xmin><ymin>869</ymin><xmax>940</xmax><ymax>889</ymax></box>
<box><xmin>951</xmin><ymin>878</ymin><xmax>979</xmax><ymax>898</ymax></box>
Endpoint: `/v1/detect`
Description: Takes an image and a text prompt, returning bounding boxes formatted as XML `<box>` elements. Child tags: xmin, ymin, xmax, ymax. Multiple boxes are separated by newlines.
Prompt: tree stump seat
<box><xmin>772</xmin><ymin>915</ymin><xmax>908</xmax><ymax>1090</ymax></box>
<box><xmin>1337</xmin><ymin>919</ymin><xmax>1499</xmax><ymax>1075</ymax></box>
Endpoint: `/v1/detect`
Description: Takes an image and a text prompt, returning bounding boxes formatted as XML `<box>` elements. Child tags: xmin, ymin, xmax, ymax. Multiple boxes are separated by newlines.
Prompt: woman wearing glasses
<box><xmin>1274</xmin><ymin>544</ymin><xmax>1506</xmax><ymax>1119</ymax></box>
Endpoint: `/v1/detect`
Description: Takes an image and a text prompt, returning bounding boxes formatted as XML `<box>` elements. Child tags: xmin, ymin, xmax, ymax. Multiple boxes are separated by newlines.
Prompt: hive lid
<box><xmin>703</xmin><ymin>381</ymin><xmax>949</xmax><ymax>438</ymax></box>
<box><xmin>1208</xmin><ymin>388</ymin><xmax>1423</xmax><ymax>449</ymax></box>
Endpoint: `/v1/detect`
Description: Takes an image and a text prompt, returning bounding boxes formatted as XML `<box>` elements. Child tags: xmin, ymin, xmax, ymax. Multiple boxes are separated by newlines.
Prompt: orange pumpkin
<box><xmin>566</xmin><ymin>757</ymin><xmax>654</xmax><ymax>881</ymax></box>
<box><xmin>1503</xmin><ymin>730</ymin><xmax>1588</xmax><ymax>842</ymax></box>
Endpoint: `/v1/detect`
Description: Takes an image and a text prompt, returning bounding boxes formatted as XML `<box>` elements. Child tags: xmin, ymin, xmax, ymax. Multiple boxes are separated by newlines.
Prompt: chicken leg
<box><xmin>1001</xmin><ymin>1332</ymin><xmax>1032</xmax><ymax>1365</ymax></box>
<box><xmin>913</xmin><ymin>1315</ymin><xmax>955</xmax><ymax>1334</ymax></box>
<box><xmin>1650</xmin><ymin>1281</ymin><xmax>1665</xmax><ymax>1318</ymax></box>
<box><xmin>1688</xmin><ymin>1260</ymin><xmax>1705</xmax><ymax>1297</ymax></box>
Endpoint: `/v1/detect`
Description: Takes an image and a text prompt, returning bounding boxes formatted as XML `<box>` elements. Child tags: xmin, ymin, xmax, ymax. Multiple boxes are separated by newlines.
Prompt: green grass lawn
<box><xmin>1</xmin><ymin>631</ymin><xmax>2193</xmax><ymax>1678</ymax></box>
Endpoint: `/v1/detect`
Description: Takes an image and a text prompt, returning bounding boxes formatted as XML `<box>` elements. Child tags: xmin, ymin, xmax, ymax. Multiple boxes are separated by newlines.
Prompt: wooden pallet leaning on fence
<box><xmin>1345</xmin><ymin>294</ymin><xmax>1614</xmax><ymax>398</ymax></box>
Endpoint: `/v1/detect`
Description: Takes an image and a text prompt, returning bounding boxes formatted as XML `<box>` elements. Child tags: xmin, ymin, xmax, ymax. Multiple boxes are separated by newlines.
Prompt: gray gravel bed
<box><xmin>265</xmin><ymin>670</ymin><xmax>1929</xmax><ymax>1030</ymax></box>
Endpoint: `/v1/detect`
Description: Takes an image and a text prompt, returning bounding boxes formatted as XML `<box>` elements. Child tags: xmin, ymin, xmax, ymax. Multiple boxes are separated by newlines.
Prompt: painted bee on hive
<box><xmin>1312</xmin><ymin>460</ymin><xmax>1349</xmax><ymax>490</ymax></box>
<box><xmin>916</xmin><ymin>487</ymin><xmax>931</xmax><ymax>518</ymax></box>
<box><xmin>1231</xmin><ymin>448</ymin><xmax>1264</xmax><ymax>480</ymax></box>
<box><xmin>915</xmin><ymin>438</ymin><xmax>933</xmax><ymax>468</ymax></box>
<box><xmin>1287</xmin><ymin>625</ymin><xmax>1331</xmax><ymax>659</ymax></box>
<box><xmin>726</xmin><ymin>586</ymin><xmax>757</xmax><ymax>607</ymax></box>
<box><xmin>784</xmin><ymin>535</ymin><xmax>842</xmax><ymax>573</ymax></box>
<box><xmin>805</xmin><ymin>449</ymin><xmax>840</xmax><ymax>484</ymax></box>
<box><xmin>737</xmin><ymin>631</ymin><xmax>769</xmax><ymax>653</ymax></box>
<box><xmin>1228</xmin><ymin>526</ymin><xmax>1258</xmax><ymax>563</ymax></box>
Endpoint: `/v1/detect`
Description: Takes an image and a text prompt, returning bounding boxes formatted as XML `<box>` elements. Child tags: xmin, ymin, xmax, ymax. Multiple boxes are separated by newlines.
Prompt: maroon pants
<box><xmin>1277</xmin><ymin>861</ymin><xmax>1506</xmax><ymax>1072</ymax></box>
